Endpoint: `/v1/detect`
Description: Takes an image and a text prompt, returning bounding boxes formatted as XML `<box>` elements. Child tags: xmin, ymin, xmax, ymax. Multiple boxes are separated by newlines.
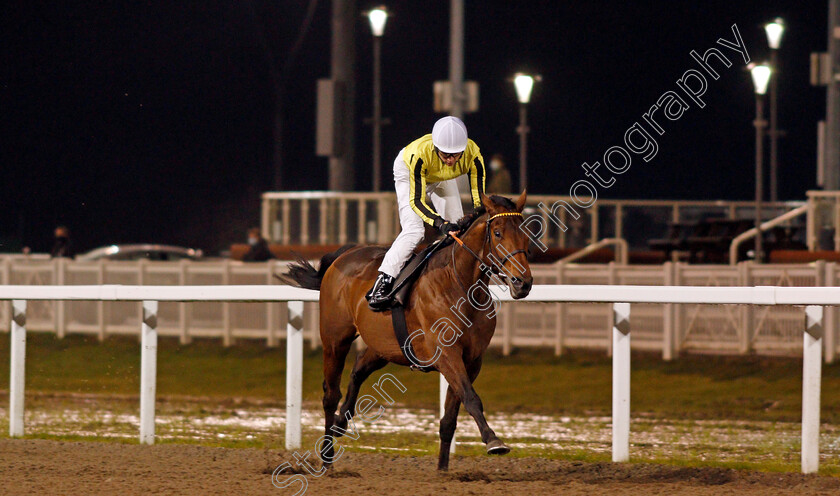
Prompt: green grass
<box><xmin>2</xmin><ymin>333</ymin><xmax>840</xmax><ymax>423</ymax></box>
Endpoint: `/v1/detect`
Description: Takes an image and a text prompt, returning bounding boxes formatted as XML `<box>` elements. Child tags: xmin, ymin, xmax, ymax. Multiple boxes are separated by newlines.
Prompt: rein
<box><xmin>449</xmin><ymin>211</ymin><xmax>526</xmax><ymax>294</ymax></box>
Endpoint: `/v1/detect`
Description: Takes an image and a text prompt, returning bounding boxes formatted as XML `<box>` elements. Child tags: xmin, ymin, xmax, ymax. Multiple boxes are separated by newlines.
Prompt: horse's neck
<box><xmin>448</xmin><ymin>220</ymin><xmax>489</xmax><ymax>292</ymax></box>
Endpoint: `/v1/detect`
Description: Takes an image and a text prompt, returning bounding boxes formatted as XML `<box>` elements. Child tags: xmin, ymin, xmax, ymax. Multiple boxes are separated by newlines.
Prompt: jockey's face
<box><xmin>435</xmin><ymin>148</ymin><xmax>463</xmax><ymax>167</ymax></box>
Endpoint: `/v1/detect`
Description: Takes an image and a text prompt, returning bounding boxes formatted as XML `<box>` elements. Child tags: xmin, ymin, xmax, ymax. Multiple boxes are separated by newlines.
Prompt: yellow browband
<box><xmin>488</xmin><ymin>212</ymin><xmax>523</xmax><ymax>221</ymax></box>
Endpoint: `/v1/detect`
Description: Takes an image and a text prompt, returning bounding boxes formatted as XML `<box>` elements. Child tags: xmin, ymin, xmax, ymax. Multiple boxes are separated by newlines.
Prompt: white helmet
<box><xmin>432</xmin><ymin>116</ymin><xmax>468</xmax><ymax>153</ymax></box>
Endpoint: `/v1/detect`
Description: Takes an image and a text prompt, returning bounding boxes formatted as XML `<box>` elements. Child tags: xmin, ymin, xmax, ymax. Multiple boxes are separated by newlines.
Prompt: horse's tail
<box><xmin>276</xmin><ymin>244</ymin><xmax>356</xmax><ymax>290</ymax></box>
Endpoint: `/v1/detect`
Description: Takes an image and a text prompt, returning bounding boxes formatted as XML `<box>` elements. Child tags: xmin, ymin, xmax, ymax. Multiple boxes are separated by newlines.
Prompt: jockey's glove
<box><xmin>437</xmin><ymin>221</ymin><xmax>459</xmax><ymax>236</ymax></box>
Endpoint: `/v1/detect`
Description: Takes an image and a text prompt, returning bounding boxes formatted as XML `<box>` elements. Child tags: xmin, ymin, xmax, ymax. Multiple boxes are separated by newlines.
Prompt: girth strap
<box><xmin>391</xmin><ymin>305</ymin><xmax>435</xmax><ymax>372</ymax></box>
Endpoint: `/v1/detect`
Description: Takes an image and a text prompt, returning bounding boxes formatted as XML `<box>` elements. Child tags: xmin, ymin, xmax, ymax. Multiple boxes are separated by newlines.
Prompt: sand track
<box><xmin>1</xmin><ymin>439</ymin><xmax>839</xmax><ymax>495</ymax></box>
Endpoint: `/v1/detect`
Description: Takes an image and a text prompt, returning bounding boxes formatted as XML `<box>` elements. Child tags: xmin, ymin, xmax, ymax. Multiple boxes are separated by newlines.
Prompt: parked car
<box><xmin>76</xmin><ymin>244</ymin><xmax>204</xmax><ymax>262</ymax></box>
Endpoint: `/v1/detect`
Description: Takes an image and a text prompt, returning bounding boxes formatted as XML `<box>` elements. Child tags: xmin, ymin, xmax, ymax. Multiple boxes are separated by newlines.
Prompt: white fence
<box><xmin>524</xmin><ymin>260</ymin><xmax>840</xmax><ymax>362</ymax></box>
<box><xmin>3</xmin><ymin>257</ymin><xmax>839</xmax><ymax>362</ymax></box>
<box><xmin>0</xmin><ymin>284</ymin><xmax>833</xmax><ymax>474</ymax></box>
<box><xmin>0</xmin><ymin>258</ymin><xmax>320</xmax><ymax>347</ymax></box>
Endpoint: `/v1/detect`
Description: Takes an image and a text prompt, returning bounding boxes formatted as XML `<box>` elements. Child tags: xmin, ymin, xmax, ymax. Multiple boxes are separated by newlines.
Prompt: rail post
<box><xmin>612</xmin><ymin>302</ymin><xmax>631</xmax><ymax>462</ymax></box>
<box><xmin>9</xmin><ymin>300</ymin><xmax>26</xmax><ymax>437</ymax></box>
<box><xmin>555</xmin><ymin>263</ymin><xmax>566</xmax><ymax>356</ymax></box>
<box><xmin>826</xmin><ymin>263</ymin><xmax>837</xmax><ymax>364</ymax></box>
<box><xmin>56</xmin><ymin>258</ymin><xmax>66</xmax><ymax>338</ymax></box>
<box><xmin>286</xmin><ymin>300</ymin><xmax>304</xmax><ymax>450</ymax></box>
<box><xmin>440</xmin><ymin>375</ymin><xmax>455</xmax><ymax>453</ymax></box>
<box><xmin>802</xmin><ymin>305</ymin><xmax>823</xmax><ymax>474</ymax></box>
<box><xmin>738</xmin><ymin>262</ymin><xmax>753</xmax><ymax>354</ymax></box>
<box><xmin>663</xmin><ymin>262</ymin><xmax>675</xmax><ymax>361</ymax></box>
<box><xmin>607</xmin><ymin>263</ymin><xmax>617</xmax><ymax>357</ymax></box>
<box><xmin>140</xmin><ymin>300</ymin><xmax>158</xmax><ymax>444</ymax></box>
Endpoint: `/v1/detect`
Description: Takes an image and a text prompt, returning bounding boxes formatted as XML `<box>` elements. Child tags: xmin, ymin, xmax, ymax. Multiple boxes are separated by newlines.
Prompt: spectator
<box><xmin>50</xmin><ymin>226</ymin><xmax>75</xmax><ymax>259</ymax></box>
<box><xmin>487</xmin><ymin>154</ymin><xmax>512</xmax><ymax>194</ymax></box>
<box><xmin>242</xmin><ymin>227</ymin><xmax>274</xmax><ymax>262</ymax></box>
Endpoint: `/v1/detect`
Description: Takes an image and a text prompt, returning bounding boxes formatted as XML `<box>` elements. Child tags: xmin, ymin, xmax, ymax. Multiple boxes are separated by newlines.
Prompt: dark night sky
<box><xmin>0</xmin><ymin>1</ymin><xmax>830</xmax><ymax>254</ymax></box>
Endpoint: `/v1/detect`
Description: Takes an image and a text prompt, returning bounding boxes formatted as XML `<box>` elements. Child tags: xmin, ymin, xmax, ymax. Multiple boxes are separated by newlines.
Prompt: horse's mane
<box><xmin>455</xmin><ymin>195</ymin><xmax>517</xmax><ymax>231</ymax></box>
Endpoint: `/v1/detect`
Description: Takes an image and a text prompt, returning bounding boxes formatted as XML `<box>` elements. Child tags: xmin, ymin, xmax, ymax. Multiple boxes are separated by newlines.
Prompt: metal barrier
<box><xmin>1</xmin><ymin>283</ymin><xmax>833</xmax><ymax>474</ymax></box>
<box><xmin>730</xmin><ymin>204</ymin><xmax>809</xmax><ymax>264</ymax></box>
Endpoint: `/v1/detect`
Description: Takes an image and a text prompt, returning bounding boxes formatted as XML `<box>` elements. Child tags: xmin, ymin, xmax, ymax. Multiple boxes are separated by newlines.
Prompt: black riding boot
<box><xmin>366</xmin><ymin>272</ymin><xmax>395</xmax><ymax>311</ymax></box>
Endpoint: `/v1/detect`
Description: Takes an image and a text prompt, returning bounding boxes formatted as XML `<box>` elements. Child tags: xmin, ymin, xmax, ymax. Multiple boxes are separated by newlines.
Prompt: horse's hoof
<box><xmin>486</xmin><ymin>439</ymin><xmax>510</xmax><ymax>455</ymax></box>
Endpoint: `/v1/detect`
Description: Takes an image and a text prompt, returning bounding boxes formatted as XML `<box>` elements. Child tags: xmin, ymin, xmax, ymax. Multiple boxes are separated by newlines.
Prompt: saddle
<box><xmin>386</xmin><ymin>236</ymin><xmax>454</xmax><ymax>306</ymax></box>
<box><xmin>386</xmin><ymin>236</ymin><xmax>454</xmax><ymax>372</ymax></box>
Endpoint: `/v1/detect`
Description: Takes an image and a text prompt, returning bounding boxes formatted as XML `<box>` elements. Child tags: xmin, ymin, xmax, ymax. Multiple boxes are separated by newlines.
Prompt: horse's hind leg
<box><xmin>438</xmin><ymin>353</ymin><xmax>509</xmax><ymax>456</ymax></box>
<box><xmin>333</xmin><ymin>346</ymin><xmax>387</xmax><ymax>435</ymax></box>
<box><xmin>319</xmin><ymin>326</ymin><xmax>356</xmax><ymax>468</ymax></box>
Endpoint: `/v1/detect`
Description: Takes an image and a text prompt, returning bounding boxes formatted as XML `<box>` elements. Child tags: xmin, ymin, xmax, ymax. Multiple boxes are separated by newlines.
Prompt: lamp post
<box><xmin>368</xmin><ymin>7</ymin><xmax>388</xmax><ymax>192</ymax></box>
<box><xmin>750</xmin><ymin>63</ymin><xmax>772</xmax><ymax>263</ymax></box>
<box><xmin>765</xmin><ymin>18</ymin><xmax>785</xmax><ymax>202</ymax></box>
<box><xmin>513</xmin><ymin>73</ymin><xmax>536</xmax><ymax>192</ymax></box>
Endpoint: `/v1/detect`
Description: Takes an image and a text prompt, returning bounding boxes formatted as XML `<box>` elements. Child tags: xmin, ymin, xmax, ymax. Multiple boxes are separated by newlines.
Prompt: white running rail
<box><xmin>0</xmin><ymin>284</ymin><xmax>833</xmax><ymax>474</ymax></box>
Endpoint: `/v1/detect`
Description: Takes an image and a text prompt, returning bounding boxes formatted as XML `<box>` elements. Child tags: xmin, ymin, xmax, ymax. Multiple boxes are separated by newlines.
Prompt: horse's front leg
<box><xmin>437</xmin><ymin>352</ymin><xmax>509</xmax><ymax>455</ymax></box>
<box><xmin>437</xmin><ymin>384</ymin><xmax>461</xmax><ymax>470</ymax></box>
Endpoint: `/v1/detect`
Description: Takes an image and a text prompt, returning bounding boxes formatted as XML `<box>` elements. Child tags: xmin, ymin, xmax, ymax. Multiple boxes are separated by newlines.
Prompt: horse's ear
<box><xmin>515</xmin><ymin>189</ymin><xmax>527</xmax><ymax>212</ymax></box>
<box><xmin>481</xmin><ymin>192</ymin><xmax>495</xmax><ymax>212</ymax></box>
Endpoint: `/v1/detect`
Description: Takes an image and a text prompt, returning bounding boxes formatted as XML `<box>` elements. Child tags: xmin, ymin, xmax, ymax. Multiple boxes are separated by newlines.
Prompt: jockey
<box><xmin>366</xmin><ymin>116</ymin><xmax>486</xmax><ymax>311</ymax></box>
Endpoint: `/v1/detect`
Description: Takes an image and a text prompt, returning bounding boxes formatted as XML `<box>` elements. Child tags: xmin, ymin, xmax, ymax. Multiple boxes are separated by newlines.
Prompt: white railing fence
<box><xmin>0</xmin><ymin>284</ymin><xmax>835</xmax><ymax>474</ymax></box>
<box><xmin>2</xmin><ymin>285</ymin><xmax>319</xmax><ymax>451</ymax></box>
<box><xmin>519</xmin><ymin>261</ymin><xmax>840</xmax><ymax>362</ymax></box>
<box><xmin>0</xmin><ymin>258</ymin><xmax>323</xmax><ymax>348</ymax></box>
<box><xmin>4</xmin><ymin>257</ymin><xmax>839</xmax><ymax>361</ymax></box>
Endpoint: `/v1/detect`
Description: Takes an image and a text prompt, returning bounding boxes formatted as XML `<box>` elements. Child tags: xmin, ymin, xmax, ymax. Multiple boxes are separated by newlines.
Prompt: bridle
<box><xmin>450</xmin><ymin>211</ymin><xmax>527</xmax><ymax>294</ymax></box>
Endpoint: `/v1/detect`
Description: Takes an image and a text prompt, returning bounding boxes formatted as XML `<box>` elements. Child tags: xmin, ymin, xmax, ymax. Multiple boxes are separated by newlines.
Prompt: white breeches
<box><xmin>378</xmin><ymin>149</ymin><xmax>464</xmax><ymax>277</ymax></box>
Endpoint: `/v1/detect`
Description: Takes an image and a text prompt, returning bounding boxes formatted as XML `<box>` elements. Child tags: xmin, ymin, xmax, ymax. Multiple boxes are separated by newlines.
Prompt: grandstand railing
<box><xmin>261</xmin><ymin>191</ymin><xmax>804</xmax><ymax>249</ymax></box>
<box><xmin>0</xmin><ymin>284</ymin><xmax>832</xmax><ymax>474</ymax></box>
<box><xmin>2</xmin><ymin>257</ymin><xmax>839</xmax><ymax>362</ymax></box>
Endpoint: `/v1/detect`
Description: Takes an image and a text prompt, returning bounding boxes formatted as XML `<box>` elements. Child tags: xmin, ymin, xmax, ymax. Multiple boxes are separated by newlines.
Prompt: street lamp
<box><xmin>513</xmin><ymin>73</ymin><xmax>537</xmax><ymax>191</ymax></box>
<box><xmin>750</xmin><ymin>63</ymin><xmax>772</xmax><ymax>263</ymax></box>
<box><xmin>764</xmin><ymin>18</ymin><xmax>785</xmax><ymax>202</ymax></box>
<box><xmin>368</xmin><ymin>7</ymin><xmax>388</xmax><ymax>191</ymax></box>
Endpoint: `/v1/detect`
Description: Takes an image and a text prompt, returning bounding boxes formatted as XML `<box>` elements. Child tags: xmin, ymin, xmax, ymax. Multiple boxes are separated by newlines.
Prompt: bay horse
<box><xmin>281</xmin><ymin>192</ymin><xmax>533</xmax><ymax>471</ymax></box>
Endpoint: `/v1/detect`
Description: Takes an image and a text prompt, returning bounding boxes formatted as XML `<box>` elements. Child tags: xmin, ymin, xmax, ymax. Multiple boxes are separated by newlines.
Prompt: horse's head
<box><xmin>480</xmin><ymin>191</ymin><xmax>533</xmax><ymax>299</ymax></box>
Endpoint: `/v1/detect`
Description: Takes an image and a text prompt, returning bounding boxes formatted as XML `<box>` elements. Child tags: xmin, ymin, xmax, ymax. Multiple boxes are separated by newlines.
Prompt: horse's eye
<box><xmin>494</xmin><ymin>230</ymin><xmax>501</xmax><ymax>238</ymax></box>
